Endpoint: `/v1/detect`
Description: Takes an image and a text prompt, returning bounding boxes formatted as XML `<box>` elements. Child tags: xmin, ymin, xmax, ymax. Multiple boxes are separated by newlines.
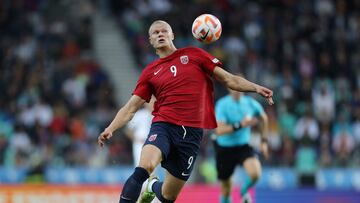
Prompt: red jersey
<box><xmin>133</xmin><ymin>47</ymin><xmax>222</xmax><ymax>129</ymax></box>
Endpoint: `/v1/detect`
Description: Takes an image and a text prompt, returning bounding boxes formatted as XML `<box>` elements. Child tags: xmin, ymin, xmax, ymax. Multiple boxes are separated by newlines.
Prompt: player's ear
<box><xmin>171</xmin><ymin>32</ymin><xmax>174</xmax><ymax>40</ymax></box>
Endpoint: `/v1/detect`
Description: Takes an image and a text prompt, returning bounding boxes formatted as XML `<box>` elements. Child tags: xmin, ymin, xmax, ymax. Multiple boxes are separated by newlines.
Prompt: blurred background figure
<box><xmin>125</xmin><ymin>97</ymin><xmax>154</xmax><ymax>166</ymax></box>
<box><xmin>213</xmin><ymin>89</ymin><xmax>268</xmax><ymax>203</ymax></box>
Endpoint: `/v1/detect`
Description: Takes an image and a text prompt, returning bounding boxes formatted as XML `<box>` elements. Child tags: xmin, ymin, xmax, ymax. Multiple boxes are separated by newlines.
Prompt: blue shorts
<box><xmin>144</xmin><ymin>122</ymin><xmax>203</xmax><ymax>181</ymax></box>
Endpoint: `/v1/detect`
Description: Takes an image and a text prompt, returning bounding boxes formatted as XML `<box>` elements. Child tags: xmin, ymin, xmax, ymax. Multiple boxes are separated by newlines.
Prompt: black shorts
<box><xmin>213</xmin><ymin>141</ymin><xmax>256</xmax><ymax>180</ymax></box>
<box><xmin>144</xmin><ymin>122</ymin><xmax>203</xmax><ymax>181</ymax></box>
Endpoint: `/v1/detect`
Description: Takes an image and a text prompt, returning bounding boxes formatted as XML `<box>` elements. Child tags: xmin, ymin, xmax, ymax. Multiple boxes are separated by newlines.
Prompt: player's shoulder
<box><xmin>145</xmin><ymin>59</ymin><xmax>160</xmax><ymax>68</ymax></box>
<box><xmin>143</xmin><ymin>59</ymin><xmax>160</xmax><ymax>72</ymax></box>
<box><xmin>179</xmin><ymin>46</ymin><xmax>206</xmax><ymax>54</ymax></box>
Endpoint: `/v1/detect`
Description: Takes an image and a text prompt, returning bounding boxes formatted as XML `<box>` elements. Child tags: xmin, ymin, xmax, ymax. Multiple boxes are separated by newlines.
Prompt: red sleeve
<box><xmin>194</xmin><ymin>47</ymin><xmax>223</xmax><ymax>75</ymax></box>
<box><xmin>132</xmin><ymin>69</ymin><xmax>153</xmax><ymax>102</ymax></box>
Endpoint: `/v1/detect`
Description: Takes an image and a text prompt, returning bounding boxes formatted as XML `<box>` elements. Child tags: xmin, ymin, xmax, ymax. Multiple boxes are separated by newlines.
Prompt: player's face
<box><xmin>149</xmin><ymin>22</ymin><xmax>174</xmax><ymax>49</ymax></box>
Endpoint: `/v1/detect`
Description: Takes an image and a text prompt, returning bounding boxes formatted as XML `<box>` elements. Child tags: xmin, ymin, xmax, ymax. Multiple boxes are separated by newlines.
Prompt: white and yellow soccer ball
<box><xmin>192</xmin><ymin>14</ymin><xmax>222</xmax><ymax>44</ymax></box>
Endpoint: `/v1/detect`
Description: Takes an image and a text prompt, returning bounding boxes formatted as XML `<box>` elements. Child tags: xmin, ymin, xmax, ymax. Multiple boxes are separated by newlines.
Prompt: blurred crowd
<box><xmin>110</xmin><ymin>0</ymin><xmax>360</xmax><ymax>176</ymax></box>
<box><xmin>0</xmin><ymin>0</ymin><xmax>135</xmax><ymax>175</ymax></box>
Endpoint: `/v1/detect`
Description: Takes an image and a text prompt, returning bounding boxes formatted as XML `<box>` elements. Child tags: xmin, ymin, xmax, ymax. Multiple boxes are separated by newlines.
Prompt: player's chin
<box><xmin>155</xmin><ymin>42</ymin><xmax>168</xmax><ymax>49</ymax></box>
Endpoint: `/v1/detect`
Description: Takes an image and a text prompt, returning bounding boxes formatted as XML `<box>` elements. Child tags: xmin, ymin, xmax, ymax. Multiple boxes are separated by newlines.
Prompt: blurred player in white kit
<box><xmin>126</xmin><ymin>97</ymin><xmax>155</xmax><ymax>166</ymax></box>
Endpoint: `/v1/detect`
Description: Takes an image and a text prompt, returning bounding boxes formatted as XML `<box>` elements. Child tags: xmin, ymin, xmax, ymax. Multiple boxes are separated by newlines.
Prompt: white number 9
<box><xmin>187</xmin><ymin>156</ymin><xmax>193</xmax><ymax>169</ymax></box>
<box><xmin>170</xmin><ymin>65</ymin><xmax>177</xmax><ymax>77</ymax></box>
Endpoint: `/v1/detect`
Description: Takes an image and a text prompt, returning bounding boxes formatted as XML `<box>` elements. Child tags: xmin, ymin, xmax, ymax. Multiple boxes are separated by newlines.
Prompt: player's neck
<box><xmin>156</xmin><ymin>46</ymin><xmax>177</xmax><ymax>58</ymax></box>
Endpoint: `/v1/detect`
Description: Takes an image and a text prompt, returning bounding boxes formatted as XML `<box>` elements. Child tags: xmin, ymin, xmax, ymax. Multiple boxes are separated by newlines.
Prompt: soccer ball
<box><xmin>192</xmin><ymin>14</ymin><xmax>222</xmax><ymax>44</ymax></box>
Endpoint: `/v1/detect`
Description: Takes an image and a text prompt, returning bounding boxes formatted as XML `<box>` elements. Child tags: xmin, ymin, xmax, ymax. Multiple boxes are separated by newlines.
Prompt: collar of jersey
<box><xmin>159</xmin><ymin>48</ymin><xmax>181</xmax><ymax>62</ymax></box>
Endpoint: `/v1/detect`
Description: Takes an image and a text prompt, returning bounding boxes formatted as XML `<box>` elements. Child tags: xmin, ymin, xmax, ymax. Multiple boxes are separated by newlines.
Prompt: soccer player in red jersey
<box><xmin>97</xmin><ymin>20</ymin><xmax>274</xmax><ymax>203</ymax></box>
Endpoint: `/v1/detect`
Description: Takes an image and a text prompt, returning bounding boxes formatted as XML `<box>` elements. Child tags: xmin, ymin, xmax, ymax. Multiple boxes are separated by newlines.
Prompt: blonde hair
<box><xmin>148</xmin><ymin>20</ymin><xmax>173</xmax><ymax>35</ymax></box>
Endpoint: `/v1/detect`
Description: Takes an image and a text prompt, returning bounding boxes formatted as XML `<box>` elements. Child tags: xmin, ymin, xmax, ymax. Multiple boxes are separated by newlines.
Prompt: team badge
<box><xmin>180</xmin><ymin>55</ymin><xmax>189</xmax><ymax>64</ymax></box>
<box><xmin>212</xmin><ymin>58</ymin><xmax>219</xmax><ymax>63</ymax></box>
<box><xmin>148</xmin><ymin>134</ymin><xmax>157</xmax><ymax>142</ymax></box>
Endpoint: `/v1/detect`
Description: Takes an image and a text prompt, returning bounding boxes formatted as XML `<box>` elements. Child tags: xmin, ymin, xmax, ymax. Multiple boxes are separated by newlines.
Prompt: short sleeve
<box><xmin>133</xmin><ymin>70</ymin><xmax>153</xmax><ymax>102</ymax></box>
<box><xmin>250</xmin><ymin>98</ymin><xmax>265</xmax><ymax>116</ymax></box>
<box><xmin>215</xmin><ymin>100</ymin><xmax>227</xmax><ymax>123</ymax></box>
<box><xmin>195</xmin><ymin>48</ymin><xmax>223</xmax><ymax>75</ymax></box>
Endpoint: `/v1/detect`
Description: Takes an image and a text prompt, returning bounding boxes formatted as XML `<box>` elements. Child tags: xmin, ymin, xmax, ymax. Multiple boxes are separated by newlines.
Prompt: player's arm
<box><xmin>213</xmin><ymin>66</ymin><xmax>274</xmax><ymax>105</ymax></box>
<box><xmin>98</xmin><ymin>95</ymin><xmax>146</xmax><ymax>147</ymax></box>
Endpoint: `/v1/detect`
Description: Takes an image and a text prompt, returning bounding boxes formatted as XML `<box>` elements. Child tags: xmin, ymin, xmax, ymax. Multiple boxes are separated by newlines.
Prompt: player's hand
<box><xmin>240</xmin><ymin>117</ymin><xmax>258</xmax><ymax>128</ymax></box>
<box><xmin>98</xmin><ymin>128</ymin><xmax>113</xmax><ymax>148</ymax></box>
<box><xmin>260</xmin><ymin>140</ymin><xmax>270</xmax><ymax>160</ymax></box>
<box><xmin>255</xmin><ymin>85</ymin><xmax>274</xmax><ymax>105</ymax></box>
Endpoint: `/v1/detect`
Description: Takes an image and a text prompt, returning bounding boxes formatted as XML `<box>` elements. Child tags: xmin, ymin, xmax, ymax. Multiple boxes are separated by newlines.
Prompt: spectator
<box><xmin>312</xmin><ymin>78</ymin><xmax>335</xmax><ymax>124</ymax></box>
<box><xmin>125</xmin><ymin>98</ymin><xmax>154</xmax><ymax>166</ymax></box>
<box><xmin>319</xmin><ymin>123</ymin><xmax>332</xmax><ymax>167</ymax></box>
<box><xmin>294</xmin><ymin>108</ymin><xmax>320</xmax><ymax>142</ymax></box>
<box><xmin>0</xmin><ymin>0</ymin><xmax>117</xmax><ymax>169</ymax></box>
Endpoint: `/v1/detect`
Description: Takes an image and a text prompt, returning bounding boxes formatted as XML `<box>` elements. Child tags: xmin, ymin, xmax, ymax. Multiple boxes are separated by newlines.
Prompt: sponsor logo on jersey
<box><xmin>212</xmin><ymin>58</ymin><xmax>219</xmax><ymax>63</ymax></box>
<box><xmin>180</xmin><ymin>55</ymin><xmax>189</xmax><ymax>64</ymax></box>
<box><xmin>148</xmin><ymin>134</ymin><xmax>157</xmax><ymax>142</ymax></box>
<box><xmin>154</xmin><ymin>68</ymin><xmax>162</xmax><ymax>75</ymax></box>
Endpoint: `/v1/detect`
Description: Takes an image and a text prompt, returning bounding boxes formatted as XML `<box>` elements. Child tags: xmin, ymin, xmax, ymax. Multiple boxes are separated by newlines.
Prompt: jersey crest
<box><xmin>148</xmin><ymin>134</ymin><xmax>158</xmax><ymax>142</ymax></box>
<box><xmin>180</xmin><ymin>55</ymin><xmax>189</xmax><ymax>64</ymax></box>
